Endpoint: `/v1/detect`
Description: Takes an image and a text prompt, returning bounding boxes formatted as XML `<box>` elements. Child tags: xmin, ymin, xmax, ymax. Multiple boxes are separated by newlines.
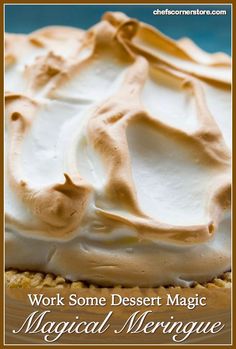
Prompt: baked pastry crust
<box><xmin>5</xmin><ymin>269</ymin><xmax>231</xmax><ymax>289</ymax></box>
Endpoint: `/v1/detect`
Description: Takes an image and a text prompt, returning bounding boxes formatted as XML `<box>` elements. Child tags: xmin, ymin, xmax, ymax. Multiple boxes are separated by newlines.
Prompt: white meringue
<box><xmin>5</xmin><ymin>13</ymin><xmax>231</xmax><ymax>287</ymax></box>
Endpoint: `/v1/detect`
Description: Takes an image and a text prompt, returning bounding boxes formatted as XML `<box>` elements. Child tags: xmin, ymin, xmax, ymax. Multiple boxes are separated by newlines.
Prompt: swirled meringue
<box><xmin>5</xmin><ymin>12</ymin><xmax>231</xmax><ymax>287</ymax></box>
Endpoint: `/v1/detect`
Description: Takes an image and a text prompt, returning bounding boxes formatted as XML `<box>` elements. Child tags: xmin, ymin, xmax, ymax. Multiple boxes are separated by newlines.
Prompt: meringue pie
<box><xmin>5</xmin><ymin>12</ymin><xmax>231</xmax><ymax>288</ymax></box>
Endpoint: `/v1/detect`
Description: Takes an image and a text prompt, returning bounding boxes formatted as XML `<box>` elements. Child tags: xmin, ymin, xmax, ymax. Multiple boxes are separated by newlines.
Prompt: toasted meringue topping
<box><xmin>5</xmin><ymin>13</ymin><xmax>231</xmax><ymax>287</ymax></box>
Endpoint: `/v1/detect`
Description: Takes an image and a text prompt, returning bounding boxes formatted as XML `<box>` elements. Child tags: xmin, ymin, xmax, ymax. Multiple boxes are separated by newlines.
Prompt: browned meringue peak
<box><xmin>177</xmin><ymin>36</ymin><xmax>231</xmax><ymax>65</ymax></box>
<box><xmin>4</xmin><ymin>27</ymin><xmax>85</xmax><ymax>95</ymax></box>
<box><xmin>5</xmin><ymin>33</ymin><xmax>26</xmax><ymax>66</ymax></box>
<box><xmin>47</xmin><ymin>21</ymin><xmax>135</xmax><ymax>103</ymax></box>
<box><xmin>5</xmin><ymin>94</ymin><xmax>92</xmax><ymax>239</ymax></box>
<box><xmin>29</xmin><ymin>25</ymin><xmax>84</xmax><ymax>46</ymax></box>
<box><xmin>24</xmin><ymin>51</ymin><xmax>67</xmax><ymax>92</ymax></box>
<box><xmin>100</xmin><ymin>13</ymin><xmax>231</xmax><ymax>149</ymax></box>
<box><xmin>5</xmin><ymin>26</ymin><xmax>84</xmax><ymax>64</ymax></box>
<box><xmin>103</xmin><ymin>11</ymin><xmax>231</xmax><ymax>85</ymax></box>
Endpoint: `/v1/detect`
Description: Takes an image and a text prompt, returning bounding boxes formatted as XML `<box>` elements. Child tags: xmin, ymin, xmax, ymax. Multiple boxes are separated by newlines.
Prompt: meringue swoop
<box><xmin>5</xmin><ymin>12</ymin><xmax>231</xmax><ymax>287</ymax></box>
